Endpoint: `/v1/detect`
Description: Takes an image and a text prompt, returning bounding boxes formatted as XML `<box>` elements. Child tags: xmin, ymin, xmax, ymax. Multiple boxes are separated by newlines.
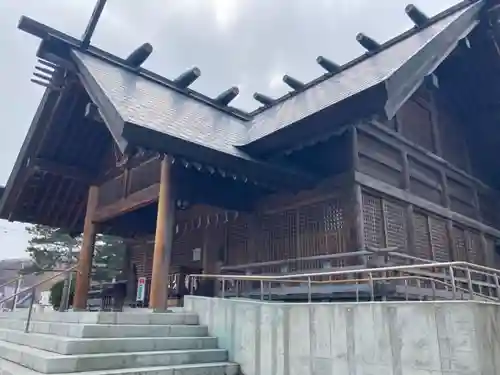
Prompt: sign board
<box><xmin>136</xmin><ymin>277</ymin><xmax>146</xmax><ymax>302</ymax></box>
<box><xmin>192</xmin><ymin>248</ymin><xmax>201</xmax><ymax>261</ymax></box>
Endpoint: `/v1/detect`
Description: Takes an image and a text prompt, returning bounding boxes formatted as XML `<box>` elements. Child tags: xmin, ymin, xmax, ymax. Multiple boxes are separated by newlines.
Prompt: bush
<box><xmin>50</xmin><ymin>279</ymin><xmax>75</xmax><ymax>310</ymax></box>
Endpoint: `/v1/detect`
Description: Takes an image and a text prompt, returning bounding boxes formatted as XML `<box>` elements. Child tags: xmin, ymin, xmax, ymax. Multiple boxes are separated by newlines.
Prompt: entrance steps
<box><xmin>0</xmin><ymin>310</ymin><xmax>238</xmax><ymax>375</ymax></box>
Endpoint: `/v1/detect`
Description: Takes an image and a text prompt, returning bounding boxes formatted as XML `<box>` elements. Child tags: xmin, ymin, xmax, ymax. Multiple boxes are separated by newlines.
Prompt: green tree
<box><xmin>25</xmin><ymin>225</ymin><xmax>126</xmax><ymax>283</ymax></box>
<box><xmin>50</xmin><ymin>279</ymin><xmax>75</xmax><ymax>310</ymax></box>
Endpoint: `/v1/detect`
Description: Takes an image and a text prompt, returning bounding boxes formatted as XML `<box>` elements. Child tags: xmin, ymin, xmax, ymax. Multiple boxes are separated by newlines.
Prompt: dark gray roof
<box><xmin>72</xmin><ymin>0</ymin><xmax>482</xmax><ymax>156</ymax></box>
<box><xmin>246</xmin><ymin>0</ymin><xmax>482</xmax><ymax>144</ymax></box>
<box><xmin>73</xmin><ymin>51</ymin><xmax>317</xmax><ymax>188</ymax></box>
<box><xmin>73</xmin><ymin>51</ymin><xmax>250</xmax><ymax>158</ymax></box>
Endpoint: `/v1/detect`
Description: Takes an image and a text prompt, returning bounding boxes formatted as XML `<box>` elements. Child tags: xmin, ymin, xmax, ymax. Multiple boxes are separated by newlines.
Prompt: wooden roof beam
<box><xmin>214</xmin><ymin>86</ymin><xmax>239</xmax><ymax>106</ymax></box>
<box><xmin>27</xmin><ymin>158</ymin><xmax>93</xmax><ymax>184</ymax></box>
<box><xmin>283</xmin><ymin>75</ymin><xmax>305</xmax><ymax>90</ymax></box>
<box><xmin>174</xmin><ymin>67</ymin><xmax>201</xmax><ymax>88</ymax></box>
<box><xmin>316</xmin><ymin>56</ymin><xmax>341</xmax><ymax>74</ymax></box>
<box><xmin>356</xmin><ymin>33</ymin><xmax>381</xmax><ymax>52</ymax></box>
<box><xmin>405</xmin><ymin>4</ymin><xmax>430</xmax><ymax>27</ymax></box>
<box><xmin>93</xmin><ymin>183</ymin><xmax>159</xmax><ymax>222</ymax></box>
<box><xmin>81</xmin><ymin>0</ymin><xmax>107</xmax><ymax>50</ymax></box>
<box><xmin>253</xmin><ymin>92</ymin><xmax>275</xmax><ymax>106</ymax></box>
<box><xmin>125</xmin><ymin>43</ymin><xmax>153</xmax><ymax>68</ymax></box>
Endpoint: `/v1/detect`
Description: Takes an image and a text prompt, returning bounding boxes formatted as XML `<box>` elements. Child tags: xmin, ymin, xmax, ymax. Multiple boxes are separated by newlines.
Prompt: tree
<box><xmin>25</xmin><ymin>225</ymin><xmax>126</xmax><ymax>283</ymax></box>
<box><xmin>50</xmin><ymin>279</ymin><xmax>75</xmax><ymax>310</ymax></box>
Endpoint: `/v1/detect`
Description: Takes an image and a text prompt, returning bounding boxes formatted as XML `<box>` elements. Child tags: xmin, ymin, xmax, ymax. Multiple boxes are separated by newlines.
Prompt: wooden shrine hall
<box><xmin>3</xmin><ymin>0</ymin><xmax>500</xmax><ymax>309</ymax></box>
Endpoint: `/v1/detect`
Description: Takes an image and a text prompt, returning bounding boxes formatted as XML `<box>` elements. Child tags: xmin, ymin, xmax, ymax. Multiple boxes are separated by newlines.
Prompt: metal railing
<box><xmin>188</xmin><ymin>261</ymin><xmax>500</xmax><ymax>303</ymax></box>
<box><xmin>0</xmin><ymin>274</ymin><xmax>26</xmax><ymax>311</ymax></box>
<box><xmin>220</xmin><ymin>248</ymin><xmax>398</xmax><ymax>275</ymax></box>
<box><xmin>0</xmin><ymin>265</ymin><xmax>79</xmax><ymax>332</ymax></box>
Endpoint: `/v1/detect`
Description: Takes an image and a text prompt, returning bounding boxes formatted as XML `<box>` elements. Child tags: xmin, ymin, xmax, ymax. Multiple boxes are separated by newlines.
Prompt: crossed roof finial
<box><xmin>81</xmin><ymin>0</ymin><xmax>108</xmax><ymax>50</ymax></box>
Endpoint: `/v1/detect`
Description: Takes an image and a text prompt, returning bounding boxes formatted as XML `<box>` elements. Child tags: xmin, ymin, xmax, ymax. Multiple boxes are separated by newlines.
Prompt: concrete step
<box><xmin>0</xmin><ymin>312</ymin><xmax>199</xmax><ymax>326</ymax></box>
<box><xmin>0</xmin><ymin>320</ymin><xmax>208</xmax><ymax>338</ymax></box>
<box><xmin>0</xmin><ymin>328</ymin><xmax>217</xmax><ymax>355</ymax></box>
<box><xmin>0</xmin><ymin>358</ymin><xmax>239</xmax><ymax>375</ymax></box>
<box><xmin>0</xmin><ymin>340</ymin><xmax>228</xmax><ymax>373</ymax></box>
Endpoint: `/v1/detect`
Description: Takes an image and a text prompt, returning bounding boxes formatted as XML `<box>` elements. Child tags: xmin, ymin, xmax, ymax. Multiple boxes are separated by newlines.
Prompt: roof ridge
<box><xmin>248</xmin><ymin>0</ymin><xmax>481</xmax><ymax>117</ymax></box>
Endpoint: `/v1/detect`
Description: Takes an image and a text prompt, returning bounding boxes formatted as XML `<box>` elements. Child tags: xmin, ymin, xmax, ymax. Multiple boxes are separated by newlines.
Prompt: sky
<box><xmin>0</xmin><ymin>0</ymin><xmax>460</xmax><ymax>260</ymax></box>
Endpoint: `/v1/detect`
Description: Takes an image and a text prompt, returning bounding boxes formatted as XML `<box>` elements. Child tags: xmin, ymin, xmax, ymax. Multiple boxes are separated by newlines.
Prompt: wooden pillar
<box><xmin>349</xmin><ymin>126</ymin><xmax>366</xmax><ymax>266</ymax></box>
<box><xmin>73</xmin><ymin>186</ymin><xmax>99</xmax><ymax>310</ymax></box>
<box><xmin>149</xmin><ymin>156</ymin><xmax>176</xmax><ymax>311</ymax></box>
<box><xmin>402</xmin><ymin>151</ymin><xmax>416</xmax><ymax>255</ymax></box>
<box><xmin>352</xmin><ymin>184</ymin><xmax>365</xmax><ymax>252</ymax></box>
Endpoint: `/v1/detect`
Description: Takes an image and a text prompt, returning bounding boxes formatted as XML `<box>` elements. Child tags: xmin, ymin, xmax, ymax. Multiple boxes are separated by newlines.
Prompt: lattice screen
<box><xmin>362</xmin><ymin>191</ymin><xmax>454</xmax><ymax>262</ymax></box>
<box><xmin>362</xmin><ymin>193</ymin><xmax>408</xmax><ymax>252</ymax></box>
<box><xmin>362</xmin><ymin>194</ymin><xmax>385</xmax><ymax>249</ymax></box>
<box><xmin>226</xmin><ymin>216</ymin><xmax>250</xmax><ymax>266</ymax></box>
<box><xmin>452</xmin><ymin>226</ymin><xmax>468</xmax><ymax>262</ymax></box>
<box><xmin>384</xmin><ymin>200</ymin><xmax>407</xmax><ymax>250</ymax></box>
<box><xmin>468</xmin><ymin>231</ymin><xmax>483</xmax><ymax>265</ymax></box>
<box><xmin>413</xmin><ymin>212</ymin><xmax>431</xmax><ymax>259</ymax></box>
<box><xmin>172</xmin><ymin>225</ymin><xmax>204</xmax><ymax>268</ymax></box>
<box><xmin>429</xmin><ymin>217</ymin><xmax>450</xmax><ymax>262</ymax></box>
<box><xmin>225</xmin><ymin>197</ymin><xmax>348</xmax><ymax>273</ymax></box>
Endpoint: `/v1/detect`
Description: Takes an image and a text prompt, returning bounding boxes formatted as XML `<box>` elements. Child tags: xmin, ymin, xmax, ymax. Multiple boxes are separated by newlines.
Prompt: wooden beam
<box><xmin>351</xmin><ymin>126</ymin><xmax>360</xmax><ymax>171</ymax></box>
<box><xmin>81</xmin><ymin>0</ymin><xmax>107</xmax><ymax>49</ymax></box>
<box><xmin>364</xmin><ymin>121</ymin><xmax>500</xmax><ymax>195</ymax></box>
<box><xmin>149</xmin><ymin>156</ymin><xmax>176</xmax><ymax>311</ymax></box>
<box><xmin>352</xmin><ymin>184</ymin><xmax>365</xmax><ymax>252</ymax></box>
<box><xmin>73</xmin><ymin>185</ymin><xmax>99</xmax><ymax>310</ymax></box>
<box><xmin>28</xmin><ymin>158</ymin><xmax>93</xmax><ymax>183</ymax></box>
<box><xmin>400</xmin><ymin>151</ymin><xmax>417</xmax><ymax>255</ymax></box>
<box><xmin>429</xmin><ymin>90</ymin><xmax>442</xmax><ymax>157</ymax></box>
<box><xmin>93</xmin><ymin>183</ymin><xmax>160</xmax><ymax>222</ymax></box>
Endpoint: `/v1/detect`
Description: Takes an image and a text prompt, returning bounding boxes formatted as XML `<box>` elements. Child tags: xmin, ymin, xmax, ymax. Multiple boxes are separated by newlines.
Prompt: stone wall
<box><xmin>184</xmin><ymin>296</ymin><xmax>500</xmax><ymax>375</ymax></box>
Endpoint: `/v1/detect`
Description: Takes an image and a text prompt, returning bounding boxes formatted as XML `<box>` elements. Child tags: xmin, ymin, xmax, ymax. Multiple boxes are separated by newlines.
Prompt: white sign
<box><xmin>136</xmin><ymin>277</ymin><xmax>146</xmax><ymax>302</ymax></box>
<box><xmin>192</xmin><ymin>248</ymin><xmax>201</xmax><ymax>261</ymax></box>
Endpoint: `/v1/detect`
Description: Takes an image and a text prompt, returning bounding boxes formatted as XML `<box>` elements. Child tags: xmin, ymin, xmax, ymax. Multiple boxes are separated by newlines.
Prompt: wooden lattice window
<box><xmin>324</xmin><ymin>200</ymin><xmax>343</xmax><ymax>233</ymax></box>
<box><xmin>227</xmin><ymin>216</ymin><xmax>250</xmax><ymax>265</ymax></box>
<box><xmin>383</xmin><ymin>199</ymin><xmax>407</xmax><ymax>251</ymax></box>
<box><xmin>484</xmin><ymin>236</ymin><xmax>498</xmax><ymax>268</ymax></box>
<box><xmin>362</xmin><ymin>194</ymin><xmax>385</xmax><ymax>249</ymax></box>
<box><xmin>452</xmin><ymin>226</ymin><xmax>468</xmax><ymax>261</ymax></box>
<box><xmin>414</xmin><ymin>212</ymin><xmax>432</xmax><ymax>260</ymax></box>
<box><xmin>467</xmin><ymin>231</ymin><xmax>484</xmax><ymax>266</ymax></box>
<box><xmin>429</xmin><ymin>216</ymin><xmax>450</xmax><ymax>262</ymax></box>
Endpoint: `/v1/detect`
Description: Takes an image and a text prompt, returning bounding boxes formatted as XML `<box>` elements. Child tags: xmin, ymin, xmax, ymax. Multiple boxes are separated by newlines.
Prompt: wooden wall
<box><xmin>360</xmin><ymin>189</ymin><xmax>492</xmax><ymax>266</ymax></box>
<box><xmin>382</xmin><ymin>85</ymin><xmax>471</xmax><ymax>172</ymax></box>
<box><xmin>121</xmin><ymin>83</ymin><xmax>500</xmax><ymax>278</ymax></box>
<box><xmin>225</xmin><ymin>193</ymin><xmax>350</xmax><ymax>274</ymax></box>
<box><xmin>355</xmin><ymin>83</ymin><xmax>500</xmax><ymax>268</ymax></box>
<box><xmin>126</xmin><ymin>176</ymin><xmax>356</xmax><ymax>277</ymax></box>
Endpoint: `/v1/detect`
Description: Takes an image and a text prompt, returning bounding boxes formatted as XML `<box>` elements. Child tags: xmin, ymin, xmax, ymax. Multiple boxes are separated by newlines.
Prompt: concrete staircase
<box><xmin>0</xmin><ymin>310</ymin><xmax>238</xmax><ymax>375</ymax></box>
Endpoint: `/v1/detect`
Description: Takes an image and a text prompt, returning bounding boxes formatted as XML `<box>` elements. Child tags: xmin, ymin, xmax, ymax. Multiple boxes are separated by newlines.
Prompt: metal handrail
<box><xmin>220</xmin><ymin>248</ymin><xmax>397</xmax><ymax>271</ymax></box>
<box><xmin>0</xmin><ymin>275</ymin><xmax>25</xmax><ymax>291</ymax></box>
<box><xmin>0</xmin><ymin>265</ymin><xmax>79</xmax><ymax>333</ymax></box>
<box><xmin>188</xmin><ymin>260</ymin><xmax>500</xmax><ymax>303</ymax></box>
<box><xmin>0</xmin><ymin>267</ymin><xmax>74</xmax><ymax>295</ymax></box>
<box><xmin>191</xmin><ymin>261</ymin><xmax>499</xmax><ymax>280</ymax></box>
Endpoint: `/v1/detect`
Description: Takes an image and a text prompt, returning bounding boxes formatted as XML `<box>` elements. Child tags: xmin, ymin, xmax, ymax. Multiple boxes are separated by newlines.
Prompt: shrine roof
<box><xmin>70</xmin><ymin>0</ymin><xmax>483</xmax><ymax>157</ymax></box>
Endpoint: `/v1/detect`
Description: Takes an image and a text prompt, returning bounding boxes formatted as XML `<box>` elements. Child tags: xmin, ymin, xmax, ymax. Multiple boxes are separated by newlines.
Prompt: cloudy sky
<box><xmin>0</xmin><ymin>0</ymin><xmax>459</xmax><ymax>260</ymax></box>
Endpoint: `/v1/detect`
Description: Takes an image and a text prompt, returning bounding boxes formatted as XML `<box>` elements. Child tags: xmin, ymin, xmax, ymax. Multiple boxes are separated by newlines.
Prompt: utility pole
<box><xmin>12</xmin><ymin>262</ymin><xmax>24</xmax><ymax>311</ymax></box>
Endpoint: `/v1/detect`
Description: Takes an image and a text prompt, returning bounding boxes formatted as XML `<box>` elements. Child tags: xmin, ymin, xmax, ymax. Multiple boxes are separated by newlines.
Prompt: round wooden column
<box><xmin>149</xmin><ymin>156</ymin><xmax>176</xmax><ymax>311</ymax></box>
<box><xmin>73</xmin><ymin>185</ymin><xmax>99</xmax><ymax>310</ymax></box>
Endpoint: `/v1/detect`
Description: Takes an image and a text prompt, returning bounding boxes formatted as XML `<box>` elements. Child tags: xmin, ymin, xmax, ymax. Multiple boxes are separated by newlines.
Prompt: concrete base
<box><xmin>185</xmin><ymin>296</ymin><xmax>500</xmax><ymax>375</ymax></box>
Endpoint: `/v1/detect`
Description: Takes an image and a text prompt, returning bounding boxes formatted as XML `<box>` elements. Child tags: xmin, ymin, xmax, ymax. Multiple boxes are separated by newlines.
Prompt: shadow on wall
<box><xmin>184</xmin><ymin>296</ymin><xmax>500</xmax><ymax>375</ymax></box>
